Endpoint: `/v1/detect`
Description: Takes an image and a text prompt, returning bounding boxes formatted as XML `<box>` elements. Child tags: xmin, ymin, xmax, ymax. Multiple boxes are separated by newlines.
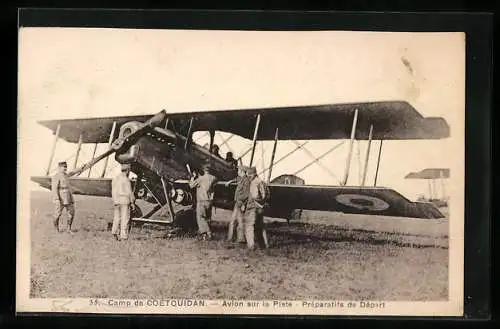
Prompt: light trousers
<box><xmin>196</xmin><ymin>201</ymin><xmax>213</xmax><ymax>235</ymax></box>
<box><xmin>53</xmin><ymin>201</ymin><xmax>75</xmax><ymax>229</ymax></box>
<box><xmin>243</xmin><ymin>208</ymin><xmax>269</xmax><ymax>250</ymax></box>
<box><xmin>112</xmin><ymin>204</ymin><xmax>130</xmax><ymax>239</ymax></box>
<box><xmin>227</xmin><ymin>204</ymin><xmax>245</xmax><ymax>242</ymax></box>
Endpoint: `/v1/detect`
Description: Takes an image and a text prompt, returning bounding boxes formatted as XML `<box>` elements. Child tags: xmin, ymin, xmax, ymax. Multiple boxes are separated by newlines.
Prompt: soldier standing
<box><xmin>51</xmin><ymin>161</ymin><xmax>75</xmax><ymax>233</ymax></box>
<box><xmin>111</xmin><ymin>164</ymin><xmax>136</xmax><ymax>241</ymax></box>
<box><xmin>225</xmin><ymin>152</ymin><xmax>238</xmax><ymax>169</ymax></box>
<box><xmin>189</xmin><ymin>163</ymin><xmax>218</xmax><ymax>240</ymax></box>
<box><xmin>243</xmin><ymin>166</ymin><xmax>270</xmax><ymax>250</ymax></box>
<box><xmin>225</xmin><ymin>165</ymin><xmax>250</xmax><ymax>243</ymax></box>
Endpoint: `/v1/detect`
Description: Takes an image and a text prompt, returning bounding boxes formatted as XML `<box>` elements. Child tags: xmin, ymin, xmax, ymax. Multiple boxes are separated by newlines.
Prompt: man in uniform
<box><xmin>225</xmin><ymin>152</ymin><xmax>238</xmax><ymax>169</ymax></box>
<box><xmin>224</xmin><ymin>165</ymin><xmax>250</xmax><ymax>243</ymax></box>
<box><xmin>51</xmin><ymin>161</ymin><xmax>75</xmax><ymax>233</ymax></box>
<box><xmin>189</xmin><ymin>163</ymin><xmax>218</xmax><ymax>240</ymax></box>
<box><xmin>111</xmin><ymin>164</ymin><xmax>136</xmax><ymax>241</ymax></box>
<box><xmin>243</xmin><ymin>166</ymin><xmax>270</xmax><ymax>250</ymax></box>
<box><xmin>211</xmin><ymin>144</ymin><xmax>221</xmax><ymax>158</ymax></box>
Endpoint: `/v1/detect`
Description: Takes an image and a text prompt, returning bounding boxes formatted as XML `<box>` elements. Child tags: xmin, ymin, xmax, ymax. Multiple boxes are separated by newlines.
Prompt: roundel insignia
<box><xmin>335</xmin><ymin>194</ymin><xmax>390</xmax><ymax>211</ymax></box>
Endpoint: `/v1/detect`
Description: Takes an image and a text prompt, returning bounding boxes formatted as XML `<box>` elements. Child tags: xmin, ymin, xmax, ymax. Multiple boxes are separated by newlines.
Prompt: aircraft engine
<box><xmin>170</xmin><ymin>188</ymin><xmax>193</xmax><ymax>206</ymax></box>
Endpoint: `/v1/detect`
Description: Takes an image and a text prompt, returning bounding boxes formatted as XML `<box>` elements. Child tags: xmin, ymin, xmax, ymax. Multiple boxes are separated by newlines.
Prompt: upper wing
<box><xmin>37</xmin><ymin>114</ymin><xmax>155</xmax><ymax>143</ymax></box>
<box><xmin>37</xmin><ymin>101</ymin><xmax>450</xmax><ymax>143</ymax></box>
<box><xmin>31</xmin><ymin>176</ymin><xmax>112</xmax><ymax>197</ymax></box>
<box><xmin>179</xmin><ymin>101</ymin><xmax>450</xmax><ymax>141</ymax></box>
<box><xmin>405</xmin><ymin>168</ymin><xmax>450</xmax><ymax>179</ymax></box>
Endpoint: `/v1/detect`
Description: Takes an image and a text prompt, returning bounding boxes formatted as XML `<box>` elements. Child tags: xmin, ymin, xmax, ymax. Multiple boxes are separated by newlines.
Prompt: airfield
<box><xmin>29</xmin><ymin>190</ymin><xmax>449</xmax><ymax>301</ymax></box>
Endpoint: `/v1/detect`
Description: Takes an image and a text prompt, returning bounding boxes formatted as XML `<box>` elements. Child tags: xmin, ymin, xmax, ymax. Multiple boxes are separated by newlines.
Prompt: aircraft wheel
<box><xmin>173</xmin><ymin>208</ymin><xmax>198</xmax><ymax>233</ymax></box>
<box><xmin>291</xmin><ymin>209</ymin><xmax>302</xmax><ymax>221</ymax></box>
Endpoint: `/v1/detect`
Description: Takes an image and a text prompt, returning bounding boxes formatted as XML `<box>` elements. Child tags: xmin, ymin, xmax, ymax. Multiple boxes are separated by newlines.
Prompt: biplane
<box><xmin>31</xmin><ymin>101</ymin><xmax>450</xmax><ymax>232</ymax></box>
<box><xmin>405</xmin><ymin>168</ymin><xmax>450</xmax><ymax>208</ymax></box>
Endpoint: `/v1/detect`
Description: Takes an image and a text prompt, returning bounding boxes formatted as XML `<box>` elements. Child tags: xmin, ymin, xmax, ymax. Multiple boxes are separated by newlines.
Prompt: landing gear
<box><xmin>129</xmin><ymin>205</ymin><xmax>144</xmax><ymax>229</ymax></box>
<box><xmin>129</xmin><ymin>177</ymin><xmax>199</xmax><ymax>234</ymax></box>
<box><xmin>172</xmin><ymin>208</ymin><xmax>197</xmax><ymax>234</ymax></box>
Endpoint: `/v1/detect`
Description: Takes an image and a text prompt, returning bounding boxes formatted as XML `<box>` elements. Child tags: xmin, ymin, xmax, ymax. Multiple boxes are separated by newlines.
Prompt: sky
<box><xmin>18</xmin><ymin>28</ymin><xmax>465</xmax><ymax>201</ymax></box>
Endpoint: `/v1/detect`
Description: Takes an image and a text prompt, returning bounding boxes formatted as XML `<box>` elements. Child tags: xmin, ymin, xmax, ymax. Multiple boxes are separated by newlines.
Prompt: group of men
<box><xmin>188</xmin><ymin>162</ymin><xmax>270</xmax><ymax>250</ymax></box>
<box><xmin>50</xmin><ymin>158</ymin><xmax>270</xmax><ymax>250</ymax></box>
<box><xmin>203</xmin><ymin>143</ymin><xmax>238</xmax><ymax>169</ymax></box>
<box><xmin>51</xmin><ymin>160</ymin><xmax>136</xmax><ymax>241</ymax></box>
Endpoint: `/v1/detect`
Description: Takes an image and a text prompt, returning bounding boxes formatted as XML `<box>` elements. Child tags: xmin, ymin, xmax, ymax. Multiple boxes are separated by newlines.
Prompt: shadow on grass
<box><xmin>129</xmin><ymin>220</ymin><xmax>448</xmax><ymax>250</ymax></box>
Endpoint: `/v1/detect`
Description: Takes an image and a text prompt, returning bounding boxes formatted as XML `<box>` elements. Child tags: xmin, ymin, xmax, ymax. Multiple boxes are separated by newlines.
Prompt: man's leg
<box><xmin>255</xmin><ymin>210</ymin><xmax>268</xmax><ymax>248</ymax></box>
<box><xmin>52</xmin><ymin>201</ymin><xmax>62</xmax><ymax>231</ymax></box>
<box><xmin>120</xmin><ymin>204</ymin><xmax>130</xmax><ymax>240</ymax></box>
<box><xmin>201</xmin><ymin>202</ymin><xmax>213</xmax><ymax>238</ymax></box>
<box><xmin>111</xmin><ymin>205</ymin><xmax>121</xmax><ymax>238</ymax></box>
<box><xmin>236</xmin><ymin>208</ymin><xmax>245</xmax><ymax>243</ymax></box>
<box><xmin>227</xmin><ymin>205</ymin><xmax>238</xmax><ymax>241</ymax></box>
<box><xmin>196</xmin><ymin>202</ymin><xmax>209</xmax><ymax>235</ymax></box>
<box><xmin>244</xmin><ymin>209</ymin><xmax>256</xmax><ymax>250</ymax></box>
<box><xmin>66</xmin><ymin>203</ymin><xmax>75</xmax><ymax>232</ymax></box>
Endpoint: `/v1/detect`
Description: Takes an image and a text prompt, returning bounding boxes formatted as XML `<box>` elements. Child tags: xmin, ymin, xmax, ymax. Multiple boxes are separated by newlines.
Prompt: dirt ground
<box><xmin>28</xmin><ymin>191</ymin><xmax>448</xmax><ymax>301</ymax></box>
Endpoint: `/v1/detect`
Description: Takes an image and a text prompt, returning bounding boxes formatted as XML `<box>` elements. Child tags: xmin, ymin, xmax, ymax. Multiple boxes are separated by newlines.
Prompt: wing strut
<box><xmin>342</xmin><ymin>109</ymin><xmax>359</xmax><ymax>185</ymax></box>
<box><xmin>184</xmin><ymin>117</ymin><xmax>194</xmax><ymax>150</ymax></box>
<box><xmin>249</xmin><ymin>114</ymin><xmax>261</xmax><ymax>167</ymax></box>
<box><xmin>87</xmin><ymin>143</ymin><xmax>98</xmax><ymax>177</ymax></box>
<box><xmin>361</xmin><ymin>125</ymin><xmax>374</xmax><ymax>186</ymax></box>
<box><xmin>267</xmin><ymin>128</ymin><xmax>279</xmax><ymax>183</ymax></box>
<box><xmin>100</xmin><ymin>121</ymin><xmax>117</xmax><ymax>178</ymax></box>
<box><xmin>72</xmin><ymin>134</ymin><xmax>83</xmax><ymax>170</ymax></box>
<box><xmin>46</xmin><ymin>123</ymin><xmax>61</xmax><ymax>175</ymax></box>
<box><xmin>374</xmin><ymin>139</ymin><xmax>384</xmax><ymax>186</ymax></box>
<box><xmin>440</xmin><ymin>170</ymin><xmax>447</xmax><ymax>200</ymax></box>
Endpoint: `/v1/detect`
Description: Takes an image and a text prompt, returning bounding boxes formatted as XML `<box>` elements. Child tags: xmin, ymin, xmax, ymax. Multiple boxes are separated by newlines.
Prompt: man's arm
<box><xmin>188</xmin><ymin>177</ymin><xmax>199</xmax><ymax>189</ymax></box>
<box><xmin>257</xmin><ymin>181</ymin><xmax>269</xmax><ymax>202</ymax></box>
<box><xmin>128</xmin><ymin>179</ymin><xmax>136</xmax><ymax>204</ymax></box>
<box><xmin>224</xmin><ymin>177</ymin><xmax>238</xmax><ymax>186</ymax></box>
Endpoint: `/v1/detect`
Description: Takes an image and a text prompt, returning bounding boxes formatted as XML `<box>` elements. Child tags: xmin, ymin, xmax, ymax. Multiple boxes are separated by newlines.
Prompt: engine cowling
<box><xmin>115</xmin><ymin>121</ymin><xmax>143</xmax><ymax>163</ymax></box>
<box><xmin>119</xmin><ymin>121</ymin><xmax>143</xmax><ymax>139</ymax></box>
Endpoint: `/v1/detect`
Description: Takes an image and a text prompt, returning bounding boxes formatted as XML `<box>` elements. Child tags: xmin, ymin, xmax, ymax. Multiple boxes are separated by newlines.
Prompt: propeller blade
<box><xmin>68</xmin><ymin>149</ymin><xmax>114</xmax><ymax>177</ymax></box>
<box><xmin>68</xmin><ymin>110</ymin><xmax>168</xmax><ymax>177</ymax></box>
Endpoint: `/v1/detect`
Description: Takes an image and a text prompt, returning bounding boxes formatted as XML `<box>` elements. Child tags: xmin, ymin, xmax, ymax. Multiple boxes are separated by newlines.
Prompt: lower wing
<box><xmin>31</xmin><ymin>176</ymin><xmax>445</xmax><ymax>219</ymax></box>
<box><xmin>31</xmin><ymin>176</ymin><xmax>112</xmax><ymax>197</ymax></box>
<box><xmin>262</xmin><ymin>184</ymin><xmax>446</xmax><ymax>219</ymax></box>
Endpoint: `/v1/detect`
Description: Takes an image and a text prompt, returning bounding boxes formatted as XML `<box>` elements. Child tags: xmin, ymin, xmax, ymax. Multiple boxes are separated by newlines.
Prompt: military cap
<box><xmin>58</xmin><ymin>161</ymin><xmax>68</xmax><ymax>167</ymax></box>
<box><xmin>247</xmin><ymin>166</ymin><xmax>257</xmax><ymax>175</ymax></box>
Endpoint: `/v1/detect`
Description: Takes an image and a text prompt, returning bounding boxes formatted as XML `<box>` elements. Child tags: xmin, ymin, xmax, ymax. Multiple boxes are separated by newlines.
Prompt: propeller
<box><xmin>68</xmin><ymin>110</ymin><xmax>168</xmax><ymax>177</ymax></box>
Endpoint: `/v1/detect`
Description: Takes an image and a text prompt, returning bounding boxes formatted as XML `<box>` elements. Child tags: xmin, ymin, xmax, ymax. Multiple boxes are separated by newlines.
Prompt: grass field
<box><xmin>29</xmin><ymin>191</ymin><xmax>448</xmax><ymax>301</ymax></box>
